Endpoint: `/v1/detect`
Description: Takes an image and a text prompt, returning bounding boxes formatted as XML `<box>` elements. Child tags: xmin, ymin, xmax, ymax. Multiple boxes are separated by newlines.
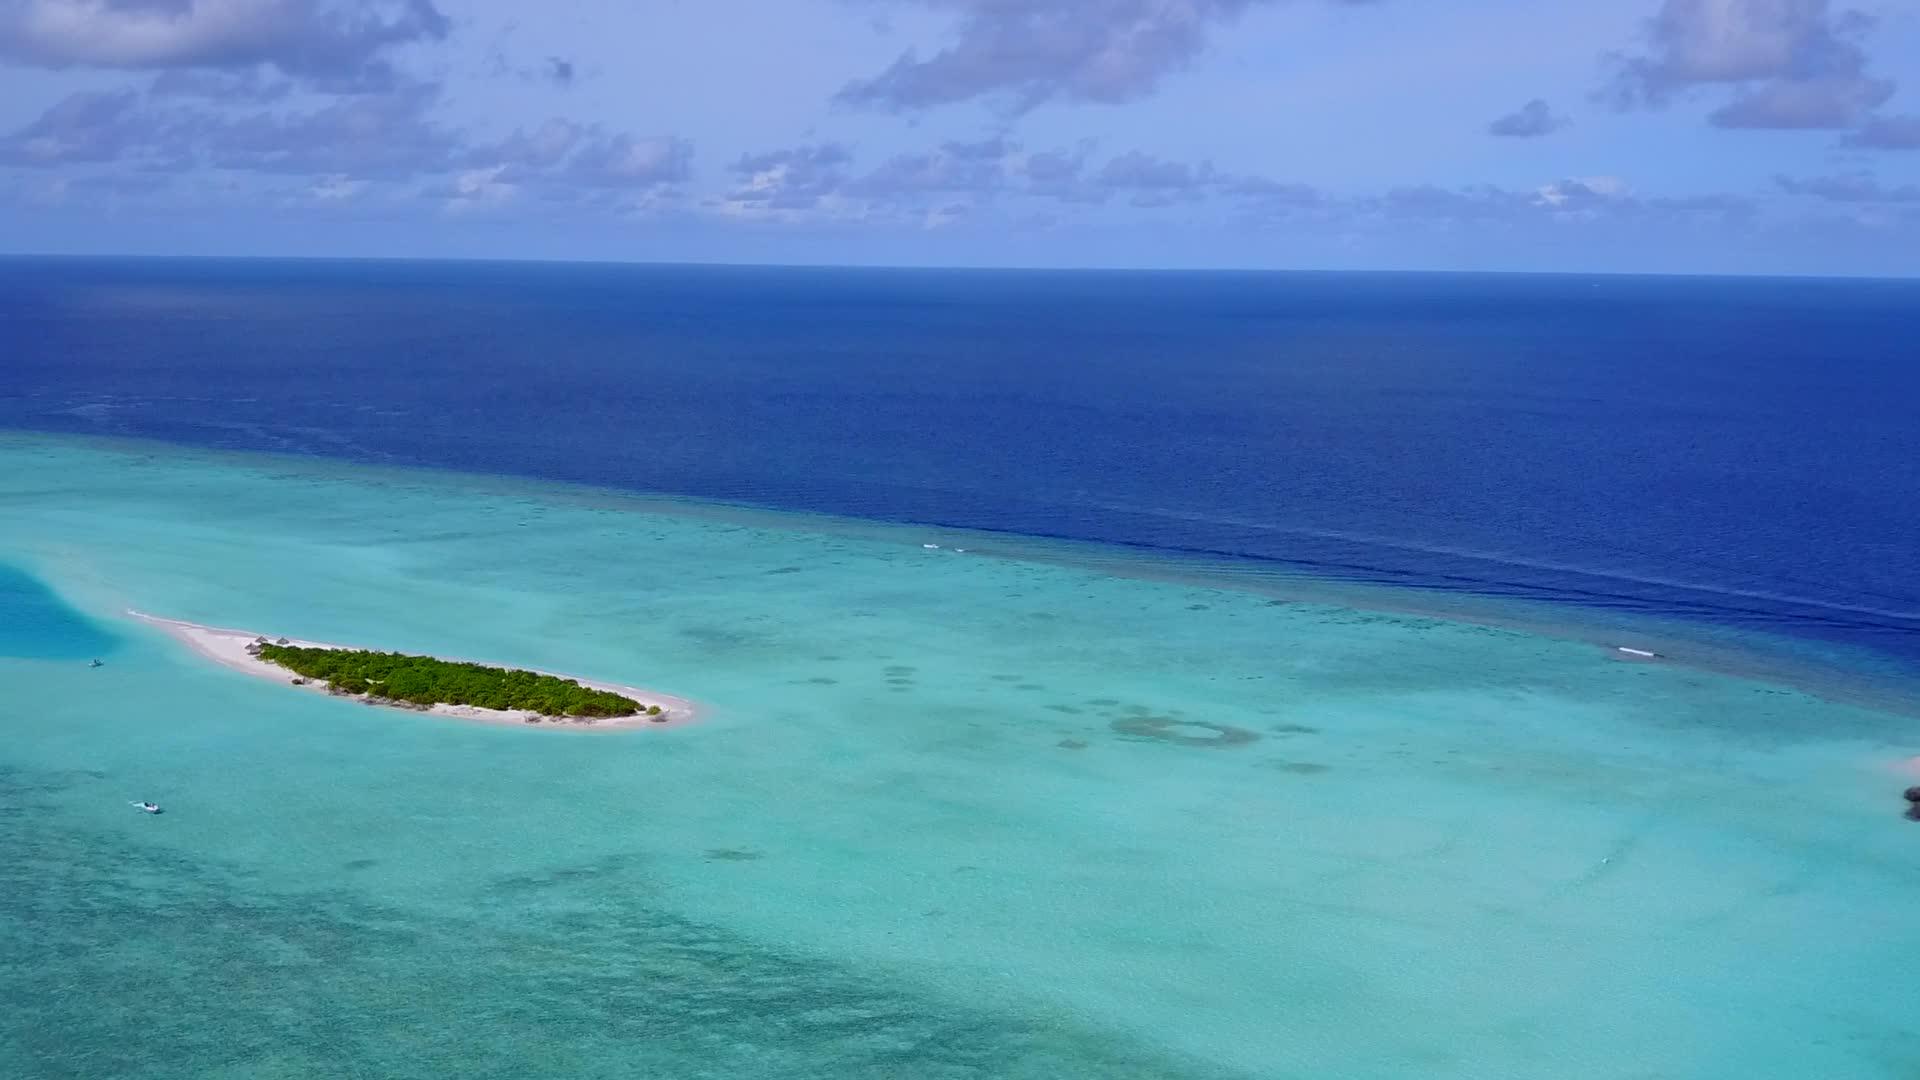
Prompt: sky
<box><xmin>1</xmin><ymin>0</ymin><xmax>1918</xmax><ymax>275</ymax></box>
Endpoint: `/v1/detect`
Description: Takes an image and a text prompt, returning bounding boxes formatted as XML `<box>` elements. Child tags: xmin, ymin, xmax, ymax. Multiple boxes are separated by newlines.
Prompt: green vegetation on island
<box><xmin>253</xmin><ymin>642</ymin><xmax>659</xmax><ymax>718</ymax></box>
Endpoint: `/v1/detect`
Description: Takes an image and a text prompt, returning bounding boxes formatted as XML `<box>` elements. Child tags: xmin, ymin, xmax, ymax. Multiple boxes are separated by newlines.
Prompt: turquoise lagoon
<box><xmin>1</xmin><ymin>433</ymin><xmax>1916</xmax><ymax>1079</ymax></box>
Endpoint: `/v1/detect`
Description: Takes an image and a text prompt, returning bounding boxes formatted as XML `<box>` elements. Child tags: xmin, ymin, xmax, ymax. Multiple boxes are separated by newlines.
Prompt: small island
<box><xmin>252</xmin><ymin>642</ymin><xmax>661</xmax><ymax>720</ymax></box>
<box><xmin>129</xmin><ymin>612</ymin><xmax>692</xmax><ymax>729</ymax></box>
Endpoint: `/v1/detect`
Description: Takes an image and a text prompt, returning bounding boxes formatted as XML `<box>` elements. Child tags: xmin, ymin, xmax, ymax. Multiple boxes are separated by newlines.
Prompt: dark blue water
<box><xmin>0</xmin><ymin>564</ymin><xmax>118</xmax><ymax>660</ymax></box>
<box><xmin>4</xmin><ymin>256</ymin><xmax>1918</xmax><ymax>674</ymax></box>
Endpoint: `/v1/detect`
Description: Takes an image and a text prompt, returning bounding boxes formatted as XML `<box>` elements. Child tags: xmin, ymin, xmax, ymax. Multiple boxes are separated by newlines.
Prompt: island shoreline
<box><xmin>128</xmin><ymin>610</ymin><xmax>698</xmax><ymax>730</ymax></box>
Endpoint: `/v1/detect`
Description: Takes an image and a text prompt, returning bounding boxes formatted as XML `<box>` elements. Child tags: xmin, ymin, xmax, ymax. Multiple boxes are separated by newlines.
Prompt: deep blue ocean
<box><xmin>0</xmin><ymin>564</ymin><xmax>117</xmax><ymax>660</ymax></box>
<box><xmin>4</xmin><ymin>256</ymin><xmax>1917</xmax><ymax>678</ymax></box>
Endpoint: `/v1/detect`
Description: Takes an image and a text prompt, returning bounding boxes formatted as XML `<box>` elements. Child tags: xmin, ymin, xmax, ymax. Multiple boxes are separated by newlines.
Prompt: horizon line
<box><xmin>1</xmin><ymin>251</ymin><xmax>1916</xmax><ymax>283</ymax></box>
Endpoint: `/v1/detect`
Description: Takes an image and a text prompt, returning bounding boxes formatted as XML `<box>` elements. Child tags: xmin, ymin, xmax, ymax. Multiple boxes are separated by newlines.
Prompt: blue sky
<box><xmin>1</xmin><ymin>0</ymin><xmax>1917</xmax><ymax>274</ymax></box>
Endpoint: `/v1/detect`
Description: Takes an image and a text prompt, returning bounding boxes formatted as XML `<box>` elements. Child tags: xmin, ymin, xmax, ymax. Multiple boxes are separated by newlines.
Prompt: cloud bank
<box><xmin>1842</xmin><ymin>114</ymin><xmax>1920</xmax><ymax>150</ymax></box>
<box><xmin>1776</xmin><ymin>172</ymin><xmax>1920</xmax><ymax>202</ymax></box>
<box><xmin>1603</xmin><ymin>0</ymin><xmax>1894</xmax><ymax>130</ymax></box>
<box><xmin>1488</xmin><ymin>99</ymin><xmax>1568</xmax><ymax>138</ymax></box>
<box><xmin>0</xmin><ymin>0</ymin><xmax>450</xmax><ymax>88</ymax></box>
<box><xmin>838</xmin><ymin>0</ymin><xmax>1374</xmax><ymax>111</ymax></box>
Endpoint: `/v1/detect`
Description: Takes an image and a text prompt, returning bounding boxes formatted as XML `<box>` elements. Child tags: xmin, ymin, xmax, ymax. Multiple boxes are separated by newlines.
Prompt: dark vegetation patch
<box><xmin>256</xmin><ymin>643</ymin><xmax>654</xmax><ymax>718</ymax></box>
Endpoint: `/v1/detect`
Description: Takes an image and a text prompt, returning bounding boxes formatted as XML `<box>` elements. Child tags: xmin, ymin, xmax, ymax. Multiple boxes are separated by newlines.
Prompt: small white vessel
<box><xmin>1614</xmin><ymin>646</ymin><xmax>1658</xmax><ymax>659</ymax></box>
<box><xmin>131</xmin><ymin>801</ymin><xmax>164</xmax><ymax>815</ymax></box>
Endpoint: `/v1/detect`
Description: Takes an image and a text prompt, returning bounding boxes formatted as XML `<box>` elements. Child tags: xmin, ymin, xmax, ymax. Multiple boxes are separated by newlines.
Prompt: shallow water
<box><xmin>2</xmin><ymin>434</ymin><xmax>1917</xmax><ymax>1079</ymax></box>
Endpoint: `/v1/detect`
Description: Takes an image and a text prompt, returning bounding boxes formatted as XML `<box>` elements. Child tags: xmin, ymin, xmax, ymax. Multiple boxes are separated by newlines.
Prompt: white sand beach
<box><xmin>128</xmin><ymin>611</ymin><xmax>696</xmax><ymax>729</ymax></box>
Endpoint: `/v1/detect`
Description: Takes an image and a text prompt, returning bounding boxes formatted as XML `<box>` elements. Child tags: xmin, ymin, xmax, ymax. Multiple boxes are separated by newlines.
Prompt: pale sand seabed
<box><xmin>125</xmin><ymin>610</ymin><xmax>697</xmax><ymax>729</ymax></box>
<box><xmin>3</xmin><ymin>433</ymin><xmax>1920</xmax><ymax>1080</ymax></box>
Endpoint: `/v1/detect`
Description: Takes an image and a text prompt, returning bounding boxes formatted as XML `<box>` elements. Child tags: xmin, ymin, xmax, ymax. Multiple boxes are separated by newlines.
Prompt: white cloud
<box><xmin>1604</xmin><ymin>0</ymin><xmax>1894</xmax><ymax>130</ymax></box>
<box><xmin>0</xmin><ymin>0</ymin><xmax>449</xmax><ymax>87</ymax></box>
<box><xmin>446</xmin><ymin>164</ymin><xmax>516</xmax><ymax>212</ymax></box>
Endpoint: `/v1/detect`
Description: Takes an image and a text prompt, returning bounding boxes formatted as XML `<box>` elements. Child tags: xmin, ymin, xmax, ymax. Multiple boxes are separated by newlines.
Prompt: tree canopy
<box><xmin>256</xmin><ymin>644</ymin><xmax>646</xmax><ymax>718</ymax></box>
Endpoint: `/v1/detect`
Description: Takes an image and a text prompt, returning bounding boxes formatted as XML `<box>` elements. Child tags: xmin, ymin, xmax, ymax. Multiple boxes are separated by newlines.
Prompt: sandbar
<box><xmin>128</xmin><ymin>611</ymin><xmax>696</xmax><ymax>730</ymax></box>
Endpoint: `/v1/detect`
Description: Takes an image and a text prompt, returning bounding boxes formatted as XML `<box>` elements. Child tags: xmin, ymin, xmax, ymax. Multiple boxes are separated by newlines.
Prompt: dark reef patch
<box><xmin>1057</xmin><ymin>739</ymin><xmax>1089</xmax><ymax>750</ymax></box>
<box><xmin>678</xmin><ymin>624</ymin><xmax>771</xmax><ymax>656</ymax></box>
<box><xmin>1111</xmin><ymin>716</ymin><xmax>1260</xmax><ymax>749</ymax></box>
